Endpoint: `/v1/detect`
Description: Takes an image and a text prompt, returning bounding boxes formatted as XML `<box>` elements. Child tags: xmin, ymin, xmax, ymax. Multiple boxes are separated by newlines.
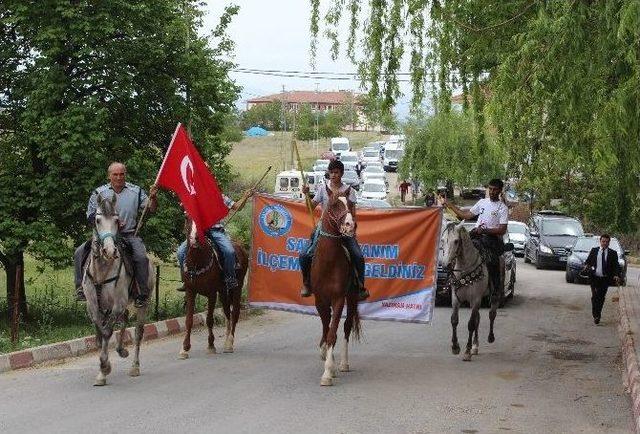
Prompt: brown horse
<box><xmin>310</xmin><ymin>189</ymin><xmax>361</xmax><ymax>386</ymax></box>
<box><xmin>178</xmin><ymin>217</ymin><xmax>248</xmax><ymax>359</ymax></box>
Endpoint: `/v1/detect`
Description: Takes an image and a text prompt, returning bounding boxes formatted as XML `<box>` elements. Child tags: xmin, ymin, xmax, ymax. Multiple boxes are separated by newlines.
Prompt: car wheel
<box><xmin>565</xmin><ymin>270</ymin><xmax>575</xmax><ymax>283</ymax></box>
<box><xmin>534</xmin><ymin>252</ymin><xmax>543</xmax><ymax>269</ymax></box>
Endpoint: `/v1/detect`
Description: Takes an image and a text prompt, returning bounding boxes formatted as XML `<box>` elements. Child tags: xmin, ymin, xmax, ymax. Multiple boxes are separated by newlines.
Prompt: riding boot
<box><xmin>76</xmin><ymin>286</ymin><xmax>86</xmax><ymax>302</ymax></box>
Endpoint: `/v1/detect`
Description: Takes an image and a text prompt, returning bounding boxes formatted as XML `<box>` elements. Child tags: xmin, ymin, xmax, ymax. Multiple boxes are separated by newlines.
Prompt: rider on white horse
<box><xmin>299</xmin><ymin>159</ymin><xmax>369</xmax><ymax>301</ymax></box>
<box><xmin>73</xmin><ymin>162</ymin><xmax>158</xmax><ymax>308</ymax></box>
<box><xmin>440</xmin><ymin>178</ymin><xmax>508</xmax><ymax>293</ymax></box>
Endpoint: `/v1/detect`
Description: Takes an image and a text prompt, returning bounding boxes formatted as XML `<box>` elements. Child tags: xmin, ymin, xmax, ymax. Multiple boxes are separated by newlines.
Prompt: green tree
<box><xmin>241</xmin><ymin>101</ymin><xmax>286</xmax><ymax>131</ymax></box>
<box><xmin>0</xmin><ymin>1</ymin><xmax>240</xmax><ymax>319</ymax></box>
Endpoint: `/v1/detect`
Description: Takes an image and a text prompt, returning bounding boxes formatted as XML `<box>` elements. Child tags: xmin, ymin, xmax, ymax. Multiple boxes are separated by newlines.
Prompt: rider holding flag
<box><xmin>439</xmin><ymin>178</ymin><xmax>508</xmax><ymax>294</ymax></box>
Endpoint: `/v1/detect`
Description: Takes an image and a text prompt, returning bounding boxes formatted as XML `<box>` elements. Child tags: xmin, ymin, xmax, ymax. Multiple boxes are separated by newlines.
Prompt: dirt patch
<box><xmin>547</xmin><ymin>349</ymin><xmax>596</xmax><ymax>361</ymax></box>
<box><xmin>528</xmin><ymin>332</ymin><xmax>593</xmax><ymax>346</ymax></box>
<box><xmin>510</xmin><ymin>403</ymin><xmax>525</xmax><ymax>408</ymax></box>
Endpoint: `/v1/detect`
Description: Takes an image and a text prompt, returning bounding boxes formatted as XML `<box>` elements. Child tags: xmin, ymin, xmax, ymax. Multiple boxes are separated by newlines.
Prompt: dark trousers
<box><xmin>470</xmin><ymin>233</ymin><xmax>504</xmax><ymax>295</ymax></box>
<box><xmin>590</xmin><ymin>276</ymin><xmax>609</xmax><ymax>320</ymax></box>
<box><xmin>299</xmin><ymin>234</ymin><xmax>366</xmax><ymax>289</ymax></box>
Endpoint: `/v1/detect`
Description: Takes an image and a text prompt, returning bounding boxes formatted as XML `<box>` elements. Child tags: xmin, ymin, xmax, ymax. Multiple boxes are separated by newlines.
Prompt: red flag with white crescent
<box><xmin>155</xmin><ymin>123</ymin><xmax>228</xmax><ymax>238</ymax></box>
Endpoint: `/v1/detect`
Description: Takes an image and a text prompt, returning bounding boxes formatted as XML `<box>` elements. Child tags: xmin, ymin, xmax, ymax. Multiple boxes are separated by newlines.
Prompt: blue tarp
<box><xmin>245</xmin><ymin>126</ymin><xmax>269</xmax><ymax>137</ymax></box>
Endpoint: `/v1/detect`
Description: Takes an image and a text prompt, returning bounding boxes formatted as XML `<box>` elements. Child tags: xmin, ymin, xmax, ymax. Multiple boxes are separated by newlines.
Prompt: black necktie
<box><xmin>601</xmin><ymin>249</ymin><xmax>606</xmax><ymax>276</ymax></box>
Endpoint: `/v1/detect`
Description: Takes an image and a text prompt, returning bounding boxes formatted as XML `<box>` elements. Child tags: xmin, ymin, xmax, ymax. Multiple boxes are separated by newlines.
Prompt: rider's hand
<box><xmin>149</xmin><ymin>184</ymin><xmax>159</xmax><ymax>199</ymax></box>
<box><xmin>437</xmin><ymin>194</ymin><xmax>447</xmax><ymax>207</ymax></box>
<box><xmin>302</xmin><ymin>185</ymin><xmax>310</xmax><ymax>195</ymax></box>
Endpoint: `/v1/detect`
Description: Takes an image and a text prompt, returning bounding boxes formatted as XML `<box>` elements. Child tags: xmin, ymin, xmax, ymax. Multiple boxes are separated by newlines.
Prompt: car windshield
<box><xmin>385</xmin><ymin>150</ymin><xmax>403</xmax><ymax>159</ymax></box>
<box><xmin>332</xmin><ymin>142</ymin><xmax>349</xmax><ymax>151</ymax></box>
<box><xmin>508</xmin><ymin>223</ymin><xmax>527</xmax><ymax>234</ymax></box>
<box><xmin>364</xmin><ymin>151</ymin><xmax>378</xmax><ymax>157</ymax></box>
<box><xmin>573</xmin><ymin>237</ymin><xmax>622</xmax><ymax>253</ymax></box>
<box><xmin>364</xmin><ymin>183</ymin><xmax>385</xmax><ymax>193</ymax></box>
<box><xmin>343</xmin><ymin>172</ymin><xmax>357</xmax><ymax>181</ymax></box>
<box><xmin>365</xmin><ymin>166</ymin><xmax>383</xmax><ymax>173</ymax></box>
<box><xmin>341</xmin><ymin>155</ymin><xmax>357</xmax><ymax>162</ymax></box>
<box><xmin>542</xmin><ymin>220</ymin><xmax>584</xmax><ymax>236</ymax></box>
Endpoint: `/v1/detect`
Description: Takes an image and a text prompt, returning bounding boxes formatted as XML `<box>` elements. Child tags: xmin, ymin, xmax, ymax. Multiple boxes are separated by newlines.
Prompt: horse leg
<box><xmin>207</xmin><ymin>293</ymin><xmax>217</xmax><ymax>354</ymax></box>
<box><xmin>340</xmin><ymin>302</ymin><xmax>353</xmax><ymax>372</ymax></box>
<box><xmin>317</xmin><ymin>303</ymin><xmax>331</xmax><ymax>361</ymax></box>
<box><xmin>223</xmin><ymin>289</ymin><xmax>236</xmax><ymax>353</ymax></box>
<box><xmin>116</xmin><ymin>310</ymin><xmax>129</xmax><ymax>359</ymax></box>
<box><xmin>451</xmin><ymin>298</ymin><xmax>460</xmax><ymax>355</ymax></box>
<box><xmin>179</xmin><ymin>290</ymin><xmax>194</xmax><ymax>359</ymax></box>
<box><xmin>321</xmin><ymin>299</ymin><xmax>344</xmax><ymax>386</ymax></box>
<box><xmin>463</xmin><ymin>308</ymin><xmax>479</xmax><ymax>361</ymax></box>
<box><xmin>95</xmin><ymin>327</ymin><xmax>112</xmax><ymax>386</ymax></box>
<box><xmin>227</xmin><ymin>288</ymin><xmax>242</xmax><ymax>353</ymax></box>
<box><xmin>488</xmin><ymin>288</ymin><xmax>498</xmax><ymax>343</ymax></box>
<box><xmin>129</xmin><ymin>306</ymin><xmax>145</xmax><ymax>377</ymax></box>
<box><xmin>472</xmin><ymin>309</ymin><xmax>480</xmax><ymax>355</ymax></box>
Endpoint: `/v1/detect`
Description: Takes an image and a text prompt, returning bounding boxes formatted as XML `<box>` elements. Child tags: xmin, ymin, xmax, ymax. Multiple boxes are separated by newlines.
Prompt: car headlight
<box><xmin>539</xmin><ymin>244</ymin><xmax>553</xmax><ymax>254</ymax></box>
<box><xmin>568</xmin><ymin>257</ymin><xmax>583</xmax><ymax>266</ymax></box>
<box><xmin>619</xmin><ymin>259</ymin><xmax>625</xmax><ymax>267</ymax></box>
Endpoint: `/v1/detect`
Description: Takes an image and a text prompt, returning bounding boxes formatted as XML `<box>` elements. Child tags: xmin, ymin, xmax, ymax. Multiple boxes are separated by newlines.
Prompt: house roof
<box><xmin>247</xmin><ymin>90</ymin><xmax>363</xmax><ymax>105</ymax></box>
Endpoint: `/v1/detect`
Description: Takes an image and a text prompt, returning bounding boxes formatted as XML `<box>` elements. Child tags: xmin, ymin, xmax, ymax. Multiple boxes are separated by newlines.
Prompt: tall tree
<box><xmin>0</xmin><ymin>1</ymin><xmax>240</xmax><ymax>319</ymax></box>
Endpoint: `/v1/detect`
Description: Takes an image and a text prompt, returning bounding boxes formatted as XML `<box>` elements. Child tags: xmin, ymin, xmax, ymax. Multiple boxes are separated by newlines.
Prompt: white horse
<box><xmin>442</xmin><ymin>223</ymin><xmax>501</xmax><ymax>361</ymax></box>
<box><xmin>82</xmin><ymin>194</ymin><xmax>153</xmax><ymax>386</ymax></box>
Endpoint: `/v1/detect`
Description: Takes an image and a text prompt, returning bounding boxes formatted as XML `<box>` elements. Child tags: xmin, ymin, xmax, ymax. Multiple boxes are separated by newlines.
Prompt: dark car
<box><xmin>460</xmin><ymin>186</ymin><xmax>486</xmax><ymax>200</ymax></box>
<box><xmin>524</xmin><ymin>211</ymin><xmax>584</xmax><ymax>269</ymax></box>
<box><xmin>565</xmin><ymin>236</ymin><xmax>628</xmax><ymax>285</ymax></box>
<box><xmin>435</xmin><ymin>218</ymin><xmax>516</xmax><ymax>306</ymax></box>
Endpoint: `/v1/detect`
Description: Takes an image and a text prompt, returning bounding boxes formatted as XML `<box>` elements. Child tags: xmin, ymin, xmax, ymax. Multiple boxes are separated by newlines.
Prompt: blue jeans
<box><xmin>177</xmin><ymin>228</ymin><xmax>237</xmax><ymax>286</ymax></box>
<box><xmin>298</xmin><ymin>229</ymin><xmax>365</xmax><ymax>289</ymax></box>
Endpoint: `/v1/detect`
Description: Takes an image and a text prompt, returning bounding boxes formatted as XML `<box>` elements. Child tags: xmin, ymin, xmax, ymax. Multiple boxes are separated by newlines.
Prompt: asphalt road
<box><xmin>1</xmin><ymin>261</ymin><xmax>634</xmax><ymax>434</ymax></box>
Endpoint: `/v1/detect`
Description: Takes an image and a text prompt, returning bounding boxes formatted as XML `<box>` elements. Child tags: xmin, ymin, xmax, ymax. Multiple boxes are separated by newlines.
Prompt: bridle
<box><xmin>184</xmin><ymin>238</ymin><xmax>217</xmax><ymax>280</ymax></box>
<box><xmin>445</xmin><ymin>227</ymin><xmax>485</xmax><ymax>292</ymax></box>
<box><xmin>320</xmin><ymin>197</ymin><xmax>351</xmax><ymax>238</ymax></box>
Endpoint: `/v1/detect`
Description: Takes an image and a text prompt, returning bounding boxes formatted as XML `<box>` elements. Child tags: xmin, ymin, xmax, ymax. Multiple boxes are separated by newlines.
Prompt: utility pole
<box><xmin>315</xmin><ymin>82</ymin><xmax>319</xmax><ymax>157</ymax></box>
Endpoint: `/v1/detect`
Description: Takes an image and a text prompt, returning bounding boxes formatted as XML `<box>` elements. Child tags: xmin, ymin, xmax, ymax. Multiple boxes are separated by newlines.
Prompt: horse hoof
<box><xmin>102</xmin><ymin>362</ymin><xmax>112</xmax><ymax>376</ymax></box>
<box><xmin>452</xmin><ymin>346</ymin><xmax>460</xmax><ymax>355</ymax></box>
<box><xmin>462</xmin><ymin>353</ymin><xmax>472</xmax><ymax>362</ymax></box>
<box><xmin>94</xmin><ymin>378</ymin><xmax>107</xmax><ymax>387</ymax></box>
<box><xmin>320</xmin><ymin>377</ymin><xmax>333</xmax><ymax>386</ymax></box>
<box><xmin>117</xmin><ymin>348</ymin><xmax>129</xmax><ymax>358</ymax></box>
<box><xmin>471</xmin><ymin>348</ymin><xmax>479</xmax><ymax>355</ymax></box>
<box><xmin>129</xmin><ymin>366</ymin><xmax>140</xmax><ymax>377</ymax></box>
<box><xmin>339</xmin><ymin>364</ymin><xmax>350</xmax><ymax>372</ymax></box>
<box><xmin>488</xmin><ymin>334</ymin><xmax>495</xmax><ymax>344</ymax></box>
<box><xmin>178</xmin><ymin>350</ymin><xmax>189</xmax><ymax>360</ymax></box>
<box><xmin>208</xmin><ymin>346</ymin><xmax>217</xmax><ymax>355</ymax></box>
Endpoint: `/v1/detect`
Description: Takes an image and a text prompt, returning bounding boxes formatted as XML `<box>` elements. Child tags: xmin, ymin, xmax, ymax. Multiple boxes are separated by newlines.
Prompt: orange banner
<box><xmin>248</xmin><ymin>194</ymin><xmax>442</xmax><ymax>323</ymax></box>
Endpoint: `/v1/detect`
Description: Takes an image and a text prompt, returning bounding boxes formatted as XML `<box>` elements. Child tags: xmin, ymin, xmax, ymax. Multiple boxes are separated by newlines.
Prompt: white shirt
<box><xmin>313</xmin><ymin>182</ymin><xmax>357</xmax><ymax>212</ymax></box>
<box><xmin>470</xmin><ymin>198</ymin><xmax>508</xmax><ymax>229</ymax></box>
<box><xmin>595</xmin><ymin>247</ymin><xmax>608</xmax><ymax>277</ymax></box>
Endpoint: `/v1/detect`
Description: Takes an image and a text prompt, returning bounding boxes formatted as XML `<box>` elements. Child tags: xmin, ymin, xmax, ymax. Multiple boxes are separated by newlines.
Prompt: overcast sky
<box><xmin>202</xmin><ymin>1</ymin><xmax>418</xmax><ymax>117</ymax></box>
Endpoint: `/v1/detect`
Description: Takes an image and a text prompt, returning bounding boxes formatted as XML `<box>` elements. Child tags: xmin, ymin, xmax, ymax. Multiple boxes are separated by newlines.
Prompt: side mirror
<box><xmin>530</xmin><ymin>232</ymin><xmax>539</xmax><ymax>238</ymax></box>
<box><xmin>624</xmin><ymin>250</ymin><xmax>630</xmax><ymax>256</ymax></box>
<box><xmin>504</xmin><ymin>243</ymin><xmax>515</xmax><ymax>252</ymax></box>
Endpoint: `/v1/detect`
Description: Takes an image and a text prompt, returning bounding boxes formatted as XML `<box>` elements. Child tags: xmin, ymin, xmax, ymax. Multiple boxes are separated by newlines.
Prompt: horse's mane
<box><xmin>97</xmin><ymin>194</ymin><xmax>117</xmax><ymax>217</ymax></box>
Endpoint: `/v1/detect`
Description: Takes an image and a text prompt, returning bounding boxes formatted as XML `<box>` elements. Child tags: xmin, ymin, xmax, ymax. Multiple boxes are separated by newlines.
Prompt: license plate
<box><xmin>559</xmin><ymin>256</ymin><xmax>567</xmax><ymax>262</ymax></box>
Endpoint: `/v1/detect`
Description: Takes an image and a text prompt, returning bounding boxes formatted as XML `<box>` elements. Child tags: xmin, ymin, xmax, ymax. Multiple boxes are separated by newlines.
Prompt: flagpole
<box><xmin>135</xmin><ymin>123</ymin><xmax>182</xmax><ymax>237</ymax></box>
<box><xmin>223</xmin><ymin>165</ymin><xmax>272</xmax><ymax>227</ymax></box>
<box><xmin>292</xmin><ymin>138</ymin><xmax>316</xmax><ymax>226</ymax></box>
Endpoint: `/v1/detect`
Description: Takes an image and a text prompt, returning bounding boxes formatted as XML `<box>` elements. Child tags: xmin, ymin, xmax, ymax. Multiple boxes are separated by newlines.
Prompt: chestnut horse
<box><xmin>310</xmin><ymin>189</ymin><xmax>361</xmax><ymax>386</ymax></box>
<box><xmin>178</xmin><ymin>217</ymin><xmax>248</xmax><ymax>359</ymax></box>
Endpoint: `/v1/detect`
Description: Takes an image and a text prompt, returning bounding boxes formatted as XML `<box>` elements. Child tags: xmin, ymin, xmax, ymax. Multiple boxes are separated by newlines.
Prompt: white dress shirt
<box><xmin>595</xmin><ymin>247</ymin><xmax>608</xmax><ymax>277</ymax></box>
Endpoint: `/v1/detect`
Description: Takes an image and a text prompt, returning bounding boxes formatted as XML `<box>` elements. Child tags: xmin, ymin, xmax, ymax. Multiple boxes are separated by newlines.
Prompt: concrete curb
<box><xmin>0</xmin><ymin>310</ymin><xmax>248</xmax><ymax>374</ymax></box>
<box><xmin>617</xmin><ymin>286</ymin><xmax>640</xmax><ymax>433</ymax></box>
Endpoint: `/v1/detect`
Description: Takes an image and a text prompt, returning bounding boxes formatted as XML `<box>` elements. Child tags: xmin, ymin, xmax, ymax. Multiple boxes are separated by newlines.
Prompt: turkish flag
<box><xmin>155</xmin><ymin>123</ymin><xmax>229</xmax><ymax>238</ymax></box>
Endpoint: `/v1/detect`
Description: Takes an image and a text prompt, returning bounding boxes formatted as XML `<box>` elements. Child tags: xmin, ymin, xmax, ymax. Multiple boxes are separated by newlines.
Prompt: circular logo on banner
<box><xmin>259</xmin><ymin>204</ymin><xmax>292</xmax><ymax>237</ymax></box>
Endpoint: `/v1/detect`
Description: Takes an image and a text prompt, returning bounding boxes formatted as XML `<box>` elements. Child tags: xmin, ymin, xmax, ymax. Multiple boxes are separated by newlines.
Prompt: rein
<box><xmin>184</xmin><ymin>239</ymin><xmax>216</xmax><ymax>280</ymax></box>
<box><xmin>445</xmin><ymin>232</ymin><xmax>486</xmax><ymax>292</ymax></box>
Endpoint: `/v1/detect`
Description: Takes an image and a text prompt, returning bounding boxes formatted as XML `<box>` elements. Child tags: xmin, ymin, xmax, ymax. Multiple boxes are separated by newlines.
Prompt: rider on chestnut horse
<box><xmin>299</xmin><ymin>159</ymin><xmax>369</xmax><ymax>301</ymax></box>
<box><xmin>440</xmin><ymin>178</ymin><xmax>508</xmax><ymax>293</ymax></box>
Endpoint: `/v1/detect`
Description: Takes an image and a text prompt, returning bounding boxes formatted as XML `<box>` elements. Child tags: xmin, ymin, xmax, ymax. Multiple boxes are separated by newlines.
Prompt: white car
<box><xmin>357</xmin><ymin>198</ymin><xmax>392</xmax><ymax>208</ymax></box>
<box><xmin>312</xmin><ymin>159</ymin><xmax>330</xmax><ymax>173</ymax></box>
<box><xmin>360</xmin><ymin>179</ymin><xmax>388</xmax><ymax>200</ymax></box>
<box><xmin>507</xmin><ymin>220</ymin><xmax>528</xmax><ymax>257</ymax></box>
<box><xmin>362</xmin><ymin>164</ymin><xmax>386</xmax><ymax>182</ymax></box>
<box><xmin>360</xmin><ymin>148</ymin><xmax>381</xmax><ymax>166</ymax></box>
<box><xmin>339</xmin><ymin>151</ymin><xmax>359</xmax><ymax>165</ymax></box>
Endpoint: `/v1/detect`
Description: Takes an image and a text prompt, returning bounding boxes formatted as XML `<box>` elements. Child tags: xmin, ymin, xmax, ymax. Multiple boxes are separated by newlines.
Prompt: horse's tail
<box><xmin>347</xmin><ymin>294</ymin><xmax>362</xmax><ymax>342</ymax></box>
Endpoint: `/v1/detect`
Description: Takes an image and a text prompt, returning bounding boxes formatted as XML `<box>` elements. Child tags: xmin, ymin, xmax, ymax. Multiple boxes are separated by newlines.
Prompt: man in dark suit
<box><xmin>583</xmin><ymin>234</ymin><xmax>621</xmax><ymax>324</ymax></box>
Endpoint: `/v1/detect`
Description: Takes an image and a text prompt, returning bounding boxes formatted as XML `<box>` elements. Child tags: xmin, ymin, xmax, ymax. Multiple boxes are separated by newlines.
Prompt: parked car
<box><xmin>330</xmin><ymin>137</ymin><xmax>350</xmax><ymax>157</ymax></box>
<box><xmin>338</xmin><ymin>151</ymin><xmax>359</xmax><ymax>165</ymax></box>
<box><xmin>362</xmin><ymin>164</ymin><xmax>386</xmax><ymax>182</ymax></box>
<box><xmin>382</xmin><ymin>141</ymin><xmax>404</xmax><ymax>172</ymax></box>
<box><xmin>357</xmin><ymin>198</ymin><xmax>392</xmax><ymax>208</ymax></box>
<box><xmin>461</xmin><ymin>186</ymin><xmax>486</xmax><ymax>200</ymax></box>
<box><xmin>312</xmin><ymin>159</ymin><xmax>330</xmax><ymax>173</ymax></box>
<box><xmin>305</xmin><ymin>172</ymin><xmax>325</xmax><ymax>198</ymax></box>
<box><xmin>524</xmin><ymin>210</ymin><xmax>585</xmax><ymax>269</ymax></box>
<box><xmin>360</xmin><ymin>179</ymin><xmax>387</xmax><ymax>200</ymax></box>
<box><xmin>342</xmin><ymin>170</ymin><xmax>361</xmax><ymax>191</ymax></box>
<box><xmin>507</xmin><ymin>221</ymin><xmax>528</xmax><ymax>257</ymax></box>
<box><xmin>565</xmin><ymin>236</ymin><xmax>628</xmax><ymax>284</ymax></box>
<box><xmin>360</xmin><ymin>148</ymin><xmax>381</xmax><ymax>166</ymax></box>
<box><xmin>435</xmin><ymin>218</ymin><xmax>516</xmax><ymax>306</ymax></box>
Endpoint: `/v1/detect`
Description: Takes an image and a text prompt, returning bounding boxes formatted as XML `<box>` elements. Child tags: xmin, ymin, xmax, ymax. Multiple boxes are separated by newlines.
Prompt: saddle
<box><xmin>116</xmin><ymin>239</ymin><xmax>138</xmax><ymax>298</ymax></box>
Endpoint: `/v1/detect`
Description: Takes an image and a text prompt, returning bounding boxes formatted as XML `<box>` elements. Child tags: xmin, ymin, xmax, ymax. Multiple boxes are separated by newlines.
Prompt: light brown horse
<box><xmin>310</xmin><ymin>189</ymin><xmax>361</xmax><ymax>386</ymax></box>
<box><xmin>178</xmin><ymin>216</ymin><xmax>248</xmax><ymax>359</ymax></box>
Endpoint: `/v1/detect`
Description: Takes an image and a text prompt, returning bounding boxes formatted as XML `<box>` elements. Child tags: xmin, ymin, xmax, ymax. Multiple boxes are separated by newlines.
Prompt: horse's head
<box><xmin>443</xmin><ymin>223</ymin><xmax>468</xmax><ymax>270</ymax></box>
<box><xmin>184</xmin><ymin>214</ymin><xmax>199</xmax><ymax>248</ymax></box>
<box><xmin>325</xmin><ymin>190</ymin><xmax>355</xmax><ymax>237</ymax></box>
<box><xmin>94</xmin><ymin>193</ymin><xmax>119</xmax><ymax>260</ymax></box>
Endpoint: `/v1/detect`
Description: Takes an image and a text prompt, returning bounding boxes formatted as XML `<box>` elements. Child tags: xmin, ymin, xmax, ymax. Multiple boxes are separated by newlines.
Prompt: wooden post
<box><xmin>155</xmin><ymin>265</ymin><xmax>160</xmax><ymax>321</ymax></box>
<box><xmin>10</xmin><ymin>264</ymin><xmax>22</xmax><ymax>344</ymax></box>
